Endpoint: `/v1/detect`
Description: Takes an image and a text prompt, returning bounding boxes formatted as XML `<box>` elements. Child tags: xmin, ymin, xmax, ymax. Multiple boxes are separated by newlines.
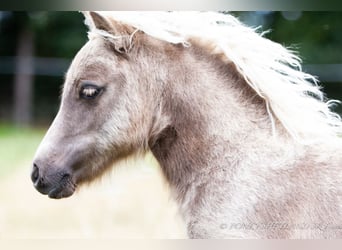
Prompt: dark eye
<box><xmin>79</xmin><ymin>84</ymin><xmax>103</xmax><ymax>100</ymax></box>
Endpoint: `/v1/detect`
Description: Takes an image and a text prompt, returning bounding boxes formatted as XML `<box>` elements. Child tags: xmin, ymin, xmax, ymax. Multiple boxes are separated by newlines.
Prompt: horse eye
<box><xmin>79</xmin><ymin>84</ymin><xmax>103</xmax><ymax>100</ymax></box>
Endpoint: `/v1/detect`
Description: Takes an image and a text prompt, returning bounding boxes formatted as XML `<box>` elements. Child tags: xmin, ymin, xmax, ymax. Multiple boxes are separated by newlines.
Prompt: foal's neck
<box><xmin>150</xmin><ymin>45</ymin><xmax>273</xmax><ymax>194</ymax></box>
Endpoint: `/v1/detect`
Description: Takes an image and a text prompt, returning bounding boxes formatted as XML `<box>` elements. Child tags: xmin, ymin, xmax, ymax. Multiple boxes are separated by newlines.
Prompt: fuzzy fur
<box><xmin>32</xmin><ymin>11</ymin><xmax>342</xmax><ymax>238</ymax></box>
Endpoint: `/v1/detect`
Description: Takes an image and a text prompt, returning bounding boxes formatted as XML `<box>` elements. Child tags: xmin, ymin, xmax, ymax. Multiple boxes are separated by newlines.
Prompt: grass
<box><xmin>0</xmin><ymin>124</ymin><xmax>45</xmax><ymax>178</ymax></box>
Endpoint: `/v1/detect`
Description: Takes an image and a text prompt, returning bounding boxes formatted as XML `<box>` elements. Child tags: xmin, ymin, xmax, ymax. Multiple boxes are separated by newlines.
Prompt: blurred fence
<box><xmin>0</xmin><ymin>56</ymin><xmax>70</xmax><ymax>76</ymax></box>
<box><xmin>0</xmin><ymin>56</ymin><xmax>70</xmax><ymax>126</ymax></box>
<box><xmin>2</xmin><ymin>57</ymin><xmax>341</xmax><ymax>81</ymax></box>
<box><xmin>303</xmin><ymin>64</ymin><xmax>342</xmax><ymax>82</ymax></box>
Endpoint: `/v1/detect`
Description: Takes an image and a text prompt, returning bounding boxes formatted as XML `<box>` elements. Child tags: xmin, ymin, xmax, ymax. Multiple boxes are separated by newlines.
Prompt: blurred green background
<box><xmin>0</xmin><ymin>12</ymin><xmax>341</xmax><ymax>238</ymax></box>
<box><xmin>1</xmin><ymin>12</ymin><xmax>342</xmax><ymax>130</ymax></box>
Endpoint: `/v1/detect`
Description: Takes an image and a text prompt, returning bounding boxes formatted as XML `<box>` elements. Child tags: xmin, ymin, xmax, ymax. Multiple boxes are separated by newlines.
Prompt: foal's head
<box><xmin>31</xmin><ymin>12</ymin><xmax>170</xmax><ymax>198</ymax></box>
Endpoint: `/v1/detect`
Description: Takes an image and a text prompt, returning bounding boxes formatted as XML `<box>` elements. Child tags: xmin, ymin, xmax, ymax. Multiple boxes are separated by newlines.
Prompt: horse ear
<box><xmin>82</xmin><ymin>11</ymin><xmax>136</xmax><ymax>54</ymax></box>
<box><xmin>82</xmin><ymin>11</ymin><xmax>113</xmax><ymax>33</ymax></box>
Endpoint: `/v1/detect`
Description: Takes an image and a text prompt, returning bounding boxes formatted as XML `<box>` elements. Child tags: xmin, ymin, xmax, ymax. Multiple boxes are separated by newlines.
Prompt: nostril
<box><xmin>31</xmin><ymin>163</ymin><xmax>39</xmax><ymax>183</ymax></box>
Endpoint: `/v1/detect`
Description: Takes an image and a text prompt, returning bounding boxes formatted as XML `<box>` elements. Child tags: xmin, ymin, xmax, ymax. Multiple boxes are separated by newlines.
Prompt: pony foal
<box><xmin>31</xmin><ymin>12</ymin><xmax>342</xmax><ymax>238</ymax></box>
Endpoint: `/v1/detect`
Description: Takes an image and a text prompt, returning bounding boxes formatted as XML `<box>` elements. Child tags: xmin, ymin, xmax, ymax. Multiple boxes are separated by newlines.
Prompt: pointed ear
<box><xmin>82</xmin><ymin>11</ymin><xmax>137</xmax><ymax>53</ymax></box>
<box><xmin>82</xmin><ymin>11</ymin><xmax>113</xmax><ymax>33</ymax></box>
<box><xmin>83</xmin><ymin>11</ymin><xmax>135</xmax><ymax>36</ymax></box>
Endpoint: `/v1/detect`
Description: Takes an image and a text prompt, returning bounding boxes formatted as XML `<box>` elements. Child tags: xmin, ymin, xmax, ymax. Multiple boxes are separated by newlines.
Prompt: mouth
<box><xmin>47</xmin><ymin>183</ymin><xmax>76</xmax><ymax>199</ymax></box>
<box><xmin>49</xmin><ymin>174</ymin><xmax>77</xmax><ymax>199</ymax></box>
<box><xmin>35</xmin><ymin>174</ymin><xmax>77</xmax><ymax>199</ymax></box>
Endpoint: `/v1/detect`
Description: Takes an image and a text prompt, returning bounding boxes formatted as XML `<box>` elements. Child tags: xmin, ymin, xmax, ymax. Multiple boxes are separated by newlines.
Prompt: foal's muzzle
<box><xmin>31</xmin><ymin>163</ymin><xmax>76</xmax><ymax>199</ymax></box>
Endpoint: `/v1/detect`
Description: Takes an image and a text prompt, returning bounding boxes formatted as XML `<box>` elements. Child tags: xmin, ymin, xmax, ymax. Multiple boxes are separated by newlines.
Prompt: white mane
<box><xmin>88</xmin><ymin>11</ymin><xmax>342</xmax><ymax>143</ymax></box>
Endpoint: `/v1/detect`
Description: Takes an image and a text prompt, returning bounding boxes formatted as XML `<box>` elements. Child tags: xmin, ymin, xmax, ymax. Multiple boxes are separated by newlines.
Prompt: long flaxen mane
<box><xmin>85</xmin><ymin>11</ymin><xmax>342</xmax><ymax>143</ymax></box>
